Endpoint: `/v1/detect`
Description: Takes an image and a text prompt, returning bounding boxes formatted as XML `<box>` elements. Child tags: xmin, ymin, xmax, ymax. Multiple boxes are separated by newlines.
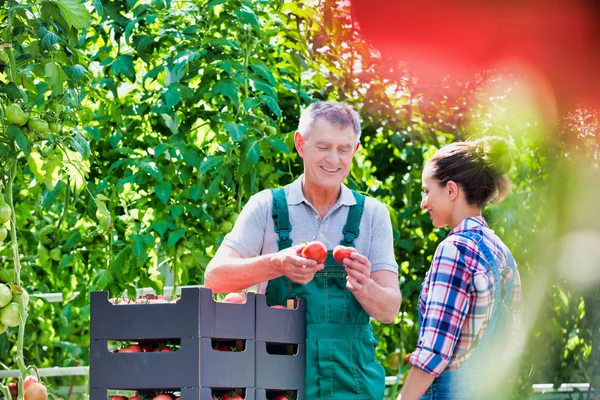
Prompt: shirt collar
<box><xmin>288</xmin><ymin>175</ymin><xmax>356</xmax><ymax>206</ymax></box>
<box><xmin>449</xmin><ymin>216</ymin><xmax>488</xmax><ymax>236</ymax></box>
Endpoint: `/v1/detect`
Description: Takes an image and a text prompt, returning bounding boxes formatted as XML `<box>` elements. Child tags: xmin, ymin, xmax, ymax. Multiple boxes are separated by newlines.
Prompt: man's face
<box><xmin>295</xmin><ymin>117</ymin><xmax>359</xmax><ymax>190</ymax></box>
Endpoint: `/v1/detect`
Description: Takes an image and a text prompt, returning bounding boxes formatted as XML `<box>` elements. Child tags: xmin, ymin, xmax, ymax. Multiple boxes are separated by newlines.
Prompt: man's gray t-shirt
<box><xmin>222</xmin><ymin>175</ymin><xmax>399</xmax><ymax>294</ymax></box>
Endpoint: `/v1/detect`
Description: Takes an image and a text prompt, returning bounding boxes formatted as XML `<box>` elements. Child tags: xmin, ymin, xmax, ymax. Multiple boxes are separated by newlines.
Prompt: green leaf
<box><xmin>59</xmin><ymin>254</ymin><xmax>74</xmax><ymax>270</ymax></box>
<box><xmin>63</xmin><ymin>231</ymin><xmax>82</xmax><ymax>252</ymax></box>
<box><xmin>139</xmin><ymin>160</ymin><xmax>162</xmax><ymax>181</ymax></box>
<box><xmin>212</xmin><ymin>79</ymin><xmax>238</xmax><ymax>105</ymax></box>
<box><xmin>66</xmin><ymin>65</ymin><xmax>87</xmax><ymax>82</ymax></box>
<box><xmin>95</xmin><ymin>269</ymin><xmax>113</xmax><ymax>290</ymax></box>
<box><xmin>6</xmin><ymin>125</ymin><xmax>31</xmax><ymax>157</ymax></box>
<box><xmin>0</xmin><ymin>82</ymin><xmax>25</xmax><ymax>100</ymax></box>
<box><xmin>164</xmin><ymin>84</ymin><xmax>182</xmax><ymax>109</ymax></box>
<box><xmin>251</xmin><ymin>80</ymin><xmax>277</xmax><ymax>99</ymax></box>
<box><xmin>160</xmin><ymin>113</ymin><xmax>178</xmax><ymax>135</ymax></box>
<box><xmin>151</xmin><ymin>219</ymin><xmax>169</xmax><ymax>237</ymax></box>
<box><xmin>171</xmin><ymin>204</ymin><xmax>184</xmax><ymax>219</ymax></box>
<box><xmin>155</xmin><ymin>181</ymin><xmax>172</xmax><ymax>204</ymax></box>
<box><xmin>93</xmin><ymin>0</ymin><xmax>103</xmax><ymax>17</ymax></box>
<box><xmin>28</xmin><ymin>151</ymin><xmax>45</xmax><ymax>183</ymax></box>
<box><xmin>45</xmin><ymin>62</ymin><xmax>65</xmax><ymax>96</ymax></box>
<box><xmin>243</xmin><ymin>98</ymin><xmax>260</xmax><ymax>111</ymax></box>
<box><xmin>56</xmin><ymin>0</ymin><xmax>91</xmax><ymax>29</ymax></box>
<box><xmin>112</xmin><ymin>55</ymin><xmax>136</xmax><ymax>82</ymax></box>
<box><xmin>268</xmin><ymin>137</ymin><xmax>290</xmax><ymax>154</ymax></box>
<box><xmin>259</xmin><ymin>94</ymin><xmax>282</xmax><ymax>118</ymax></box>
<box><xmin>250</xmin><ymin>63</ymin><xmax>277</xmax><ymax>85</ymax></box>
<box><xmin>70</xmin><ymin>133</ymin><xmax>90</xmax><ymax>159</ymax></box>
<box><xmin>200</xmin><ymin>155</ymin><xmax>222</xmax><ymax>174</ymax></box>
<box><xmin>168</xmin><ymin>228</ymin><xmax>185</xmax><ymax>248</ymax></box>
<box><xmin>112</xmin><ymin>246</ymin><xmax>133</xmax><ymax>280</ymax></box>
<box><xmin>242</xmin><ymin>138</ymin><xmax>261</xmax><ymax>171</ymax></box>
<box><xmin>224</xmin><ymin>122</ymin><xmax>244</xmax><ymax>142</ymax></box>
<box><xmin>94</xmin><ymin>195</ymin><xmax>112</xmax><ymax>232</ymax></box>
<box><xmin>176</xmin><ymin>145</ymin><xmax>201</xmax><ymax>168</ymax></box>
<box><xmin>39</xmin><ymin>27</ymin><xmax>61</xmax><ymax>51</ymax></box>
<box><xmin>235</xmin><ymin>6</ymin><xmax>260</xmax><ymax>28</ymax></box>
<box><xmin>208</xmin><ymin>0</ymin><xmax>227</xmax><ymax>6</ymax></box>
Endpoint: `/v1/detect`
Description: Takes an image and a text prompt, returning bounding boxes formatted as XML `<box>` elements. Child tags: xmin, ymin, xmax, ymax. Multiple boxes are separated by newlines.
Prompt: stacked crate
<box><xmin>255</xmin><ymin>296</ymin><xmax>305</xmax><ymax>400</ymax></box>
<box><xmin>89</xmin><ymin>287</ymin><xmax>256</xmax><ymax>400</ymax></box>
<box><xmin>89</xmin><ymin>287</ymin><xmax>305</xmax><ymax>400</ymax></box>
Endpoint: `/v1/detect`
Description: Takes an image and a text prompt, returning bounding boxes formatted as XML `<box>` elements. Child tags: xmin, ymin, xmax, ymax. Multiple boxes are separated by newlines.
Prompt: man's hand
<box><xmin>275</xmin><ymin>244</ymin><xmax>324</xmax><ymax>285</ymax></box>
<box><xmin>343</xmin><ymin>251</ymin><xmax>372</xmax><ymax>292</ymax></box>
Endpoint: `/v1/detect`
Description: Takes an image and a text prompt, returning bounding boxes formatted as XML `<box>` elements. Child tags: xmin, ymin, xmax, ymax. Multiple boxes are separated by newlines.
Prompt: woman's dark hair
<box><xmin>428</xmin><ymin>136</ymin><xmax>513</xmax><ymax>207</ymax></box>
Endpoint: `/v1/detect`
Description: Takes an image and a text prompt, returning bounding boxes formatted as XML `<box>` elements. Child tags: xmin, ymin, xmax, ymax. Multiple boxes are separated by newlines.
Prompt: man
<box><xmin>204</xmin><ymin>101</ymin><xmax>401</xmax><ymax>399</ymax></box>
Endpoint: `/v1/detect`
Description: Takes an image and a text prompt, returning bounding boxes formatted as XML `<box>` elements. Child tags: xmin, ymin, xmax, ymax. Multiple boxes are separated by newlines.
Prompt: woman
<box><xmin>398</xmin><ymin>137</ymin><xmax>522</xmax><ymax>400</ymax></box>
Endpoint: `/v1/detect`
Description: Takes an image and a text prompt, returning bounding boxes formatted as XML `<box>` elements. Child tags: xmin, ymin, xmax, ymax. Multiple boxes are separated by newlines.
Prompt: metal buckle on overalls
<box><xmin>277</xmin><ymin>229</ymin><xmax>291</xmax><ymax>246</ymax></box>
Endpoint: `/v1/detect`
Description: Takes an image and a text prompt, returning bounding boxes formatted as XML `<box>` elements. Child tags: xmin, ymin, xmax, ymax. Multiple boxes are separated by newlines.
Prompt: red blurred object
<box><xmin>351</xmin><ymin>0</ymin><xmax>600</xmax><ymax>110</ymax></box>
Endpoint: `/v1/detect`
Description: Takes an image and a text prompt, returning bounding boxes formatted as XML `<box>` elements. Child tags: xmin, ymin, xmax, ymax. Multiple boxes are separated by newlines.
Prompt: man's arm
<box><xmin>344</xmin><ymin>254</ymin><xmax>401</xmax><ymax>323</ymax></box>
<box><xmin>204</xmin><ymin>244</ymin><xmax>324</xmax><ymax>293</ymax></box>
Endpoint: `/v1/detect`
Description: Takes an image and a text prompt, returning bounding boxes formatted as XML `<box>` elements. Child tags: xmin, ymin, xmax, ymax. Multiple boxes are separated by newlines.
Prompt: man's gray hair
<box><xmin>297</xmin><ymin>101</ymin><xmax>362</xmax><ymax>140</ymax></box>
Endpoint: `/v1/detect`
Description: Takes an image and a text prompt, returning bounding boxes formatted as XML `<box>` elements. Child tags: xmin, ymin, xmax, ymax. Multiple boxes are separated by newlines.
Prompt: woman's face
<box><xmin>421</xmin><ymin>162</ymin><xmax>453</xmax><ymax>228</ymax></box>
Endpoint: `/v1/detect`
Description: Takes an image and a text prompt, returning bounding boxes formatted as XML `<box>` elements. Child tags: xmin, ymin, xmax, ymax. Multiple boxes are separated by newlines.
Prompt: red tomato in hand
<box><xmin>301</xmin><ymin>241</ymin><xmax>327</xmax><ymax>263</ymax></box>
<box><xmin>333</xmin><ymin>245</ymin><xmax>357</xmax><ymax>265</ymax></box>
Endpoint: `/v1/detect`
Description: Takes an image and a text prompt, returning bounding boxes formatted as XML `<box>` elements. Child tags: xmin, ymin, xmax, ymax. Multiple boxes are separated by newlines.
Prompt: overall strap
<box><xmin>340</xmin><ymin>191</ymin><xmax>366</xmax><ymax>247</ymax></box>
<box><xmin>271</xmin><ymin>188</ymin><xmax>292</xmax><ymax>250</ymax></box>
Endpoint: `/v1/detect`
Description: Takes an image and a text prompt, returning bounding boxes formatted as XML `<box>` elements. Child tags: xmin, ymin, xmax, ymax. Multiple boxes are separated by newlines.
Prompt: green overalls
<box><xmin>265</xmin><ymin>188</ymin><xmax>385</xmax><ymax>400</ymax></box>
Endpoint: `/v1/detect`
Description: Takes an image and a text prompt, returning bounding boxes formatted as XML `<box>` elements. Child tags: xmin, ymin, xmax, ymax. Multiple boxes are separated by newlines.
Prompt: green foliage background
<box><xmin>0</xmin><ymin>0</ymin><xmax>598</xmax><ymax>399</ymax></box>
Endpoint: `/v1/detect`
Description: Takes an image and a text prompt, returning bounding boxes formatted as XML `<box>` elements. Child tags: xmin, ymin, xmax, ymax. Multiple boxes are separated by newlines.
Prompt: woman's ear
<box><xmin>446</xmin><ymin>180</ymin><xmax>459</xmax><ymax>201</ymax></box>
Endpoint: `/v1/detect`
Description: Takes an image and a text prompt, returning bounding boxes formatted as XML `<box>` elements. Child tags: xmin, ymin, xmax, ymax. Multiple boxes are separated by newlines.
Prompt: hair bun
<box><xmin>474</xmin><ymin>136</ymin><xmax>513</xmax><ymax>175</ymax></box>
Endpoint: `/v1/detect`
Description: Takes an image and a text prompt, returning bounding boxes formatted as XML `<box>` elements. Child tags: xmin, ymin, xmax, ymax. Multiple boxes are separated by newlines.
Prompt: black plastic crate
<box><xmin>90</xmin><ymin>338</ymin><xmax>200</xmax><ymax>389</ymax></box>
<box><xmin>89</xmin><ymin>387</ymin><xmax>249</xmax><ymax>400</ymax></box>
<box><xmin>254</xmin><ymin>341</ymin><xmax>305</xmax><ymax>391</ymax></box>
<box><xmin>255</xmin><ymin>295</ymin><xmax>305</xmax><ymax>344</ymax></box>
<box><xmin>90</xmin><ymin>337</ymin><xmax>255</xmax><ymax>389</ymax></box>
<box><xmin>90</xmin><ymin>287</ymin><xmax>255</xmax><ymax>341</ymax></box>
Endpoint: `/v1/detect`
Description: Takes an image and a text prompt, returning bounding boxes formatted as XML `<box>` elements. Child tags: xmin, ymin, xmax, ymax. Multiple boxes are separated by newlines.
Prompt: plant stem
<box><xmin>7</xmin><ymin>157</ymin><xmax>28</xmax><ymax>400</ymax></box>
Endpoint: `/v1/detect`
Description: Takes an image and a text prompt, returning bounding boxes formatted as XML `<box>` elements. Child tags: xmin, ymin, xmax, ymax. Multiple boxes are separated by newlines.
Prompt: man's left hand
<box><xmin>343</xmin><ymin>251</ymin><xmax>372</xmax><ymax>292</ymax></box>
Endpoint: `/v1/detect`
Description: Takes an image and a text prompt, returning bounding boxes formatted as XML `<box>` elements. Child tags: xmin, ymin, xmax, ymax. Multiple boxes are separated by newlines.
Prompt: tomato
<box><xmin>119</xmin><ymin>344</ymin><xmax>142</xmax><ymax>353</ymax></box>
<box><xmin>272</xmin><ymin>395</ymin><xmax>289</xmax><ymax>400</ymax></box>
<box><xmin>38</xmin><ymin>225</ymin><xmax>56</xmax><ymax>245</ymax></box>
<box><xmin>0</xmin><ymin>226</ymin><xmax>7</xmax><ymax>242</ymax></box>
<box><xmin>222</xmin><ymin>292</ymin><xmax>244</xmax><ymax>304</ymax></box>
<box><xmin>0</xmin><ymin>269</ymin><xmax>12</xmax><ymax>283</ymax></box>
<box><xmin>332</xmin><ymin>245</ymin><xmax>357</xmax><ymax>265</ymax></box>
<box><xmin>27</xmin><ymin>118</ymin><xmax>49</xmax><ymax>134</ymax></box>
<box><xmin>265</xmin><ymin>126</ymin><xmax>277</xmax><ymax>135</ymax></box>
<box><xmin>219</xmin><ymin>221</ymin><xmax>233</xmax><ymax>233</ymax></box>
<box><xmin>221</xmin><ymin>392</ymin><xmax>243</xmax><ymax>400</ymax></box>
<box><xmin>49</xmin><ymin>248</ymin><xmax>62</xmax><ymax>262</ymax></box>
<box><xmin>23</xmin><ymin>382</ymin><xmax>47</xmax><ymax>400</ymax></box>
<box><xmin>214</xmin><ymin>343</ymin><xmax>233</xmax><ymax>352</ymax></box>
<box><xmin>301</xmin><ymin>241</ymin><xmax>327</xmax><ymax>263</ymax></box>
<box><xmin>109</xmin><ymin>396</ymin><xmax>127</xmax><ymax>400</ymax></box>
<box><xmin>0</xmin><ymin>321</ymin><xmax>7</xmax><ymax>335</ymax></box>
<box><xmin>49</xmin><ymin>122</ymin><xmax>62</xmax><ymax>133</ymax></box>
<box><xmin>13</xmin><ymin>287</ymin><xmax>30</xmax><ymax>308</ymax></box>
<box><xmin>23</xmin><ymin>375</ymin><xmax>38</xmax><ymax>392</ymax></box>
<box><xmin>0</xmin><ymin>203</ymin><xmax>11</xmax><ymax>224</ymax></box>
<box><xmin>153</xmin><ymin>394</ymin><xmax>173</xmax><ymax>400</ymax></box>
<box><xmin>270</xmin><ymin>305</ymin><xmax>286</xmax><ymax>309</ymax></box>
<box><xmin>7</xmin><ymin>381</ymin><xmax>17</xmax><ymax>398</ymax></box>
<box><xmin>227</xmin><ymin>212</ymin><xmax>239</xmax><ymax>224</ymax></box>
<box><xmin>5</xmin><ymin>104</ymin><xmax>29</xmax><ymax>126</ymax></box>
<box><xmin>180</xmin><ymin>253</ymin><xmax>195</xmax><ymax>267</ymax></box>
<box><xmin>1</xmin><ymin>302</ymin><xmax>21</xmax><ymax>327</ymax></box>
<box><xmin>0</xmin><ymin>283</ymin><xmax>12</xmax><ymax>308</ymax></box>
